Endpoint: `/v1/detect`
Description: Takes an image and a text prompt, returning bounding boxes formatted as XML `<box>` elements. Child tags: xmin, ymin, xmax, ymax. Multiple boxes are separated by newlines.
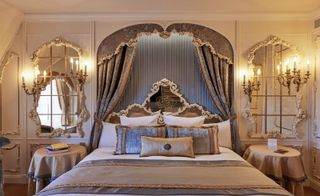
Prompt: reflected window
<box><xmin>37</xmin><ymin>77</ymin><xmax>78</xmax><ymax>133</ymax></box>
<box><xmin>250</xmin><ymin>43</ymin><xmax>298</xmax><ymax>136</ymax></box>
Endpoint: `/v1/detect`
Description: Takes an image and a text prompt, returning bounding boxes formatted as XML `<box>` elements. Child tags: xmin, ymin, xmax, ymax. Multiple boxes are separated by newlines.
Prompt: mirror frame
<box><xmin>243</xmin><ymin>35</ymin><xmax>306</xmax><ymax>139</ymax></box>
<box><xmin>30</xmin><ymin>37</ymin><xmax>89</xmax><ymax>138</ymax></box>
<box><xmin>107</xmin><ymin>78</ymin><xmax>222</xmax><ymax>123</ymax></box>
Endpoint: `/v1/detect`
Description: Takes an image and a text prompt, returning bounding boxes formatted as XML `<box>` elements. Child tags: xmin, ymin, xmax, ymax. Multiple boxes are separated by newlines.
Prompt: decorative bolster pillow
<box><xmin>167</xmin><ymin>125</ymin><xmax>220</xmax><ymax>155</ymax></box>
<box><xmin>140</xmin><ymin>136</ymin><xmax>195</xmax><ymax>158</ymax></box>
<box><xmin>114</xmin><ymin>125</ymin><xmax>166</xmax><ymax>155</ymax></box>
<box><xmin>120</xmin><ymin>114</ymin><xmax>160</xmax><ymax>126</ymax></box>
<box><xmin>162</xmin><ymin>115</ymin><xmax>205</xmax><ymax>127</ymax></box>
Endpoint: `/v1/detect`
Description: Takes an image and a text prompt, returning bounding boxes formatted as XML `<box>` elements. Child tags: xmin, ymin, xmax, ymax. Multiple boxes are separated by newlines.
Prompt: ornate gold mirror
<box><xmin>28</xmin><ymin>37</ymin><xmax>89</xmax><ymax>137</ymax></box>
<box><xmin>143</xmin><ymin>79</ymin><xmax>192</xmax><ymax>114</ymax></box>
<box><xmin>144</xmin><ymin>84</ymin><xmax>184</xmax><ymax>113</ymax></box>
<box><xmin>243</xmin><ymin>35</ymin><xmax>306</xmax><ymax>138</ymax></box>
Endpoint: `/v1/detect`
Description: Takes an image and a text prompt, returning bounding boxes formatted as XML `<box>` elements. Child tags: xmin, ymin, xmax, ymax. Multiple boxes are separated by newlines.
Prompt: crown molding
<box><xmin>24</xmin><ymin>12</ymin><xmax>313</xmax><ymax>22</ymax></box>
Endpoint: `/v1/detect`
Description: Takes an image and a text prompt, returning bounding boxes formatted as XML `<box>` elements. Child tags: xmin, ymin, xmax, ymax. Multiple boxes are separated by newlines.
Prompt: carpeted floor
<box><xmin>3</xmin><ymin>183</ymin><xmax>320</xmax><ymax>196</ymax></box>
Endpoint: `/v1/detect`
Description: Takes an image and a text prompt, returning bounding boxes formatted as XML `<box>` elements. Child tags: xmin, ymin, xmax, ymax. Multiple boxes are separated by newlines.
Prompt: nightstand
<box><xmin>243</xmin><ymin>144</ymin><xmax>307</xmax><ymax>196</ymax></box>
<box><xmin>27</xmin><ymin>144</ymin><xmax>87</xmax><ymax>195</ymax></box>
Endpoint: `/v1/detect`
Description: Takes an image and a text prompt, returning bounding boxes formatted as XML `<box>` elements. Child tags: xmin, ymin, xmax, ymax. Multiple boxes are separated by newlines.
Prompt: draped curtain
<box><xmin>89</xmin><ymin>44</ymin><xmax>136</xmax><ymax>151</ymax></box>
<box><xmin>195</xmin><ymin>44</ymin><xmax>240</xmax><ymax>153</ymax></box>
<box><xmin>56</xmin><ymin>78</ymin><xmax>71</xmax><ymax>126</ymax></box>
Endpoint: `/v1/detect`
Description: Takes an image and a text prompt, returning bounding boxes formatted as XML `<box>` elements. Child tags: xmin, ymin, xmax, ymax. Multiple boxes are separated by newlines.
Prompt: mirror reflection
<box><xmin>246</xmin><ymin>36</ymin><xmax>304</xmax><ymax>138</ymax></box>
<box><xmin>29</xmin><ymin>37</ymin><xmax>89</xmax><ymax>137</ymax></box>
<box><xmin>37</xmin><ymin>75</ymin><xmax>78</xmax><ymax>133</ymax></box>
<box><xmin>145</xmin><ymin>86</ymin><xmax>183</xmax><ymax>113</ymax></box>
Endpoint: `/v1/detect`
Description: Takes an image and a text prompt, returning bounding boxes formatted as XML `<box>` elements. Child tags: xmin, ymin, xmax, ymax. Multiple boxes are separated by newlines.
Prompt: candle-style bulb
<box><xmin>35</xmin><ymin>67</ymin><xmax>40</xmax><ymax>76</ymax></box>
<box><xmin>257</xmin><ymin>68</ymin><xmax>261</xmax><ymax>76</ymax></box>
<box><xmin>293</xmin><ymin>56</ymin><xmax>297</xmax><ymax>70</ymax></box>
<box><xmin>285</xmin><ymin>59</ymin><xmax>289</xmax><ymax>71</ymax></box>
<box><xmin>307</xmin><ymin>60</ymin><xmax>310</xmax><ymax>71</ymax></box>
<box><xmin>276</xmin><ymin>65</ymin><xmax>280</xmax><ymax>74</ymax></box>
<box><xmin>22</xmin><ymin>72</ymin><xmax>25</xmax><ymax>83</ymax></box>
<box><xmin>43</xmin><ymin>70</ymin><xmax>47</xmax><ymax>80</ymax></box>
<box><xmin>70</xmin><ymin>57</ymin><xmax>74</xmax><ymax>64</ymax></box>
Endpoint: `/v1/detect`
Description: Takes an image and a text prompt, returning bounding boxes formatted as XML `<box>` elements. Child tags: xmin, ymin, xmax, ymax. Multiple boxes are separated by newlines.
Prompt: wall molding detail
<box><xmin>2</xmin><ymin>143</ymin><xmax>21</xmax><ymax>174</ymax></box>
<box><xmin>0</xmin><ymin>51</ymin><xmax>20</xmax><ymax>136</ymax></box>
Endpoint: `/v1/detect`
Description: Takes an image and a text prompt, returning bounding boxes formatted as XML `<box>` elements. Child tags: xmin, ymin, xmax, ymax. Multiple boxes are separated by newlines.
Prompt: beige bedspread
<box><xmin>37</xmin><ymin>158</ymin><xmax>292</xmax><ymax>196</ymax></box>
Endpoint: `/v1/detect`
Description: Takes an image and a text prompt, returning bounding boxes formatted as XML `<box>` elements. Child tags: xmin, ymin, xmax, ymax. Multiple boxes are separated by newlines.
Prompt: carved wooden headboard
<box><xmin>106</xmin><ymin>78</ymin><xmax>222</xmax><ymax>124</ymax></box>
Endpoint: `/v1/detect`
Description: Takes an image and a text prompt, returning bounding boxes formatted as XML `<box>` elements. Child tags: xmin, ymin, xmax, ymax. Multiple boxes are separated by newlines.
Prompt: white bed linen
<box><xmin>80</xmin><ymin>146</ymin><xmax>243</xmax><ymax>163</ymax></box>
<box><xmin>50</xmin><ymin>147</ymin><xmax>249</xmax><ymax>196</ymax></box>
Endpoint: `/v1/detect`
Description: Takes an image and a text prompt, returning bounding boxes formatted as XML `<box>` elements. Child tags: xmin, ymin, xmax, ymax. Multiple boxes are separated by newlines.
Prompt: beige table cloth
<box><xmin>28</xmin><ymin>145</ymin><xmax>87</xmax><ymax>195</ymax></box>
<box><xmin>243</xmin><ymin>145</ymin><xmax>307</xmax><ymax>196</ymax></box>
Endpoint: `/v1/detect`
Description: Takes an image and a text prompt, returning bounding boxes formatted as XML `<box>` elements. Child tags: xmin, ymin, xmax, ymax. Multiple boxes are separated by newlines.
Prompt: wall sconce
<box><xmin>242</xmin><ymin>68</ymin><xmax>261</xmax><ymax>102</ymax></box>
<box><xmin>22</xmin><ymin>58</ymin><xmax>88</xmax><ymax>97</ymax></box>
<box><xmin>21</xmin><ymin>66</ymin><xmax>47</xmax><ymax>100</ymax></box>
<box><xmin>69</xmin><ymin>57</ymin><xmax>88</xmax><ymax>91</ymax></box>
<box><xmin>277</xmin><ymin>57</ymin><xmax>311</xmax><ymax>94</ymax></box>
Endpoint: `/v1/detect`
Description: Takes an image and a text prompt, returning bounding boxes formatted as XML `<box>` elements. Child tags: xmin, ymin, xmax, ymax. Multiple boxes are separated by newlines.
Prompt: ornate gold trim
<box><xmin>142</xmin><ymin>78</ymin><xmax>187</xmax><ymax>109</ymax></box>
<box><xmin>30</xmin><ymin>37</ymin><xmax>89</xmax><ymax>138</ymax></box>
<box><xmin>98</xmin><ymin>30</ymin><xmax>233</xmax><ymax>66</ymax></box>
<box><xmin>97</xmin><ymin>30</ymin><xmax>161</xmax><ymax>65</ymax></box>
<box><xmin>31</xmin><ymin>36</ymin><xmax>82</xmax><ymax>65</ymax></box>
<box><xmin>247</xmin><ymin>35</ymin><xmax>298</xmax><ymax>66</ymax></box>
<box><xmin>107</xmin><ymin>78</ymin><xmax>222</xmax><ymax>122</ymax></box>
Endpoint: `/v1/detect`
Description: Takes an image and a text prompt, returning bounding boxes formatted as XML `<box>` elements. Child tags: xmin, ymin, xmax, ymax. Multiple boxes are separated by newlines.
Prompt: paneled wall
<box><xmin>0</xmin><ymin>17</ymin><xmax>314</xmax><ymax>186</ymax></box>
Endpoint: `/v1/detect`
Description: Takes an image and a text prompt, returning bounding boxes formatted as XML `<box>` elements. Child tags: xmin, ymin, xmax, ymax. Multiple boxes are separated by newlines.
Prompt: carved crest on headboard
<box><xmin>106</xmin><ymin>78</ymin><xmax>222</xmax><ymax>123</ymax></box>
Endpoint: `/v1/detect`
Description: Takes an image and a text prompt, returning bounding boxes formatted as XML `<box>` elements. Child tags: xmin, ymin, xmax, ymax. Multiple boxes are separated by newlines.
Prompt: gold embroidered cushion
<box><xmin>166</xmin><ymin>125</ymin><xmax>220</xmax><ymax>154</ymax></box>
<box><xmin>140</xmin><ymin>136</ymin><xmax>195</xmax><ymax>158</ymax></box>
<box><xmin>114</xmin><ymin>125</ymin><xmax>166</xmax><ymax>155</ymax></box>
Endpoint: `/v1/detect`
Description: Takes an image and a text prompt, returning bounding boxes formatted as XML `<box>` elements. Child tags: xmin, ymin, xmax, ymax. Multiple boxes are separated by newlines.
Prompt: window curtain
<box><xmin>89</xmin><ymin>44</ymin><xmax>136</xmax><ymax>151</ymax></box>
<box><xmin>195</xmin><ymin>44</ymin><xmax>240</xmax><ymax>153</ymax></box>
<box><xmin>56</xmin><ymin>78</ymin><xmax>71</xmax><ymax>126</ymax></box>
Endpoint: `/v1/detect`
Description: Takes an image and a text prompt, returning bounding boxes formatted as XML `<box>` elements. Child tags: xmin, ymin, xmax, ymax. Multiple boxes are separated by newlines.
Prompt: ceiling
<box><xmin>3</xmin><ymin>0</ymin><xmax>320</xmax><ymax>15</ymax></box>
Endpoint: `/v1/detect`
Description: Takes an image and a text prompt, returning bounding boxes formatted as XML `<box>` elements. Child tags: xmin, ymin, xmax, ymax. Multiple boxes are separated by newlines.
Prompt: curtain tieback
<box><xmin>94</xmin><ymin>115</ymin><xmax>103</xmax><ymax>125</ymax></box>
<box><xmin>230</xmin><ymin>113</ymin><xmax>237</xmax><ymax>121</ymax></box>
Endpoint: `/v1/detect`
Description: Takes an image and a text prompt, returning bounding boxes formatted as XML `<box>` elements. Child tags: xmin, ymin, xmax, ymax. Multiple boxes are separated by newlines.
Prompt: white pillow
<box><xmin>120</xmin><ymin>114</ymin><xmax>160</xmax><ymax>126</ymax></box>
<box><xmin>163</xmin><ymin>115</ymin><xmax>205</xmax><ymax>127</ymax></box>
<box><xmin>98</xmin><ymin>122</ymin><xmax>118</xmax><ymax>148</ymax></box>
<box><xmin>204</xmin><ymin>120</ymin><xmax>231</xmax><ymax>148</ymax></box>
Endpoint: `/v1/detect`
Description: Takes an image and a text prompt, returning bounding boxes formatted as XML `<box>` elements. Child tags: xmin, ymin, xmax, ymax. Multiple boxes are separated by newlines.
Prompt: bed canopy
<box><xmin>90</xmin><ymin>23</ymin><xmax>239</xmax><ymax>153</ymax></box>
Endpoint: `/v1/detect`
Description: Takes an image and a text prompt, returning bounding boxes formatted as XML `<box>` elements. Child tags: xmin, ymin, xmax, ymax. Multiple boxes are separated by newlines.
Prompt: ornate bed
<box><xmin>36</xmin><ymin>79</ymin><xmax>291</xmax><ymax>196</ymax></box>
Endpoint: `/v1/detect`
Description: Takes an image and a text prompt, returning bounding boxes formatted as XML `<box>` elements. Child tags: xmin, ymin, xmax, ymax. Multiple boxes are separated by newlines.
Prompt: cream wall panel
<box><xmin>1</xmin><ymin>140</ymin><xmax>27</xmax><ymax>183</ymax></box>
<box><xmin>26</xmin><ymin>21</ymin><xmax>91</xmax><ymax>35</ymax></box>
<box><xmin>1</xmin><ymin>54</ymin><xmax>20</xmax><ymax>135</ymax></box>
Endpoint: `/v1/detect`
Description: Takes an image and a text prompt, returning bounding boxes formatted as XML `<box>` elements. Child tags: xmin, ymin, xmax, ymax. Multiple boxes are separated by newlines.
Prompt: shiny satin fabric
<box><xmin>140</xmin><ymin>136</ymin><xmax>195</xmax><ymax>158</ymax></box>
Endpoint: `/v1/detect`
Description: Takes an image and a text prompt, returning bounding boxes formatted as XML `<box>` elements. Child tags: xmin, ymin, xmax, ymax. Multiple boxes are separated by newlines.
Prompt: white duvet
<box><xmin>81</xmin><ymin>146</ymin><xmax>243</xmax><ymax>163</ymax></box>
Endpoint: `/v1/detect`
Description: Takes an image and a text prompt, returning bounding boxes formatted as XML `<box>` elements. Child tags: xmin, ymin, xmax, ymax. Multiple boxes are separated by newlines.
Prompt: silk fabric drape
<box><xmin>89</xmin><ymin>45</ymin><xmax>135</xmax><ymax>151</ymax></box>
<box><xmin>195</xmin><ymin>44</ymin><xmax>240</xmax><ymax>153</ymax></box>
